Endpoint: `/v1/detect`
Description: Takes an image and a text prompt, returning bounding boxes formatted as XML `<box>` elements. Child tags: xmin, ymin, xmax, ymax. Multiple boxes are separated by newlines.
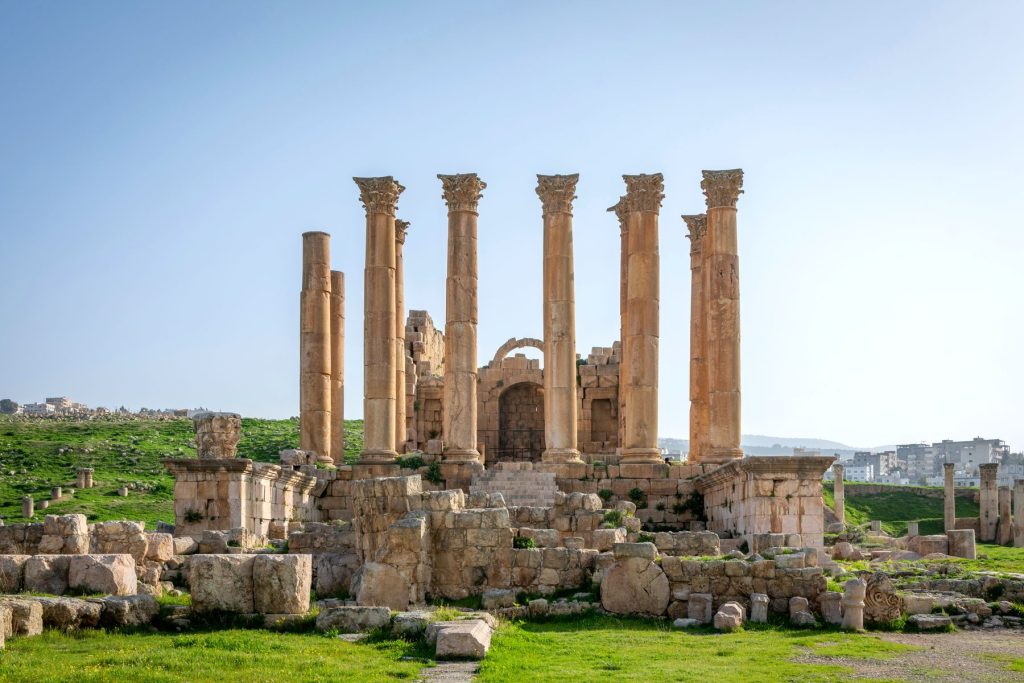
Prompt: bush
<box><xmin>628</xmin><ymin>487</ymin><xmax>647</xmax><ymax>509</ymax></box>
<box><xmin>598</xmin><ymin>489</ymin><xmax>614</xmax><ymax>502</ymax></box>
<box><xmin>425</xmin><ymin>462</ymin><xmax>443</xmax><ymax>485</ymax></box>
<box><xmin>513</xmin><ymin>536</ymin><xmax>537</xmax><ymax>549</ymax></box>
<box><xmin>184</xmin><ymin>509</ymin><xmax>203</xmax><ymax>523</ymax></box>
<box><xmin>396</xmin><ymin>454</ymin><xmax>424</xmax><ymax>470</ymax></box>
<box><xmin>602</xmin><ymin>509</ymin><xmax>625</xmax><ymax>528</ymax></box>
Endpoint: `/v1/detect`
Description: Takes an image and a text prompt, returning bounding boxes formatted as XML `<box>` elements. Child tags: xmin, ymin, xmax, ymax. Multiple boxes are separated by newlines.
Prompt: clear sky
<box><xmin>1</xmin><ymin>1</ymin><xmax>1022</xmax><ymax>450</ymax></box>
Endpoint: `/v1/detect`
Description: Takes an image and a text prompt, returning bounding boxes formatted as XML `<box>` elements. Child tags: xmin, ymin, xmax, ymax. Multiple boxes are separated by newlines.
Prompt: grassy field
<box><xmin>0</xmin><ymin>416</ymin><xmax>364</xmax><ymax>526</ymax></box>
<box><xmin>823</xmin><ymin>483</ymin><xmax>980</xmax><ymax>537</ymax></box>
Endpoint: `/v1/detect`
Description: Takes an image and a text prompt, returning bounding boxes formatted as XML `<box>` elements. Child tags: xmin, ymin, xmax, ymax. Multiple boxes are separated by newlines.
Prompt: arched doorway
<box><xmin>498</xmin><ymin>382</ymin><xmax>545</xmax><ymax>462</ymax></box>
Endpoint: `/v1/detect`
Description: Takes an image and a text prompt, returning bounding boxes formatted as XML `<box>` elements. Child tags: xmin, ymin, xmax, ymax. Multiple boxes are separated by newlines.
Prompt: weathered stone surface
<box><xmin>713</xmin><ymin>601</ymin><xmax>744</xmax><ymax>631</ymax></box>
<box><xmin>316</xmin><ymin>605</ymin><xmax>390</xmax><ymax>633</ymax></box>
<box><xmin>313</xmin><ymin>552</ymin><xmax>358</xmax><ymax>598</ymax></box>
<box><xmin>612</xmin><ymin>542</ymin><xmax>657</xmax><ymax>561</ymax></box>
<box><xmin>946</xmin><ymin>529</ymin><xmax>976</xmax><ymax>559</ymax></box>
<box><xmin>0</xmin><ymin>598</ymin><xmax>42</xmax><ymax>636</ymax></box>
<box><xmin>672</xmin><ymin>617</ymin><xmax>700</xmax><ymax>629</ymax></box>
<box><xmin>600</xmin><ymin>557</ymin><xmax>669</xmax><ymax>616</ymax></box>
<box><xmin>145</xmin><ymin>533</ymin><xmax>175</xmax><ymax>562</ymax></box>
<box><xmin>173</xmin><ymin>537</ymin><xmax>199</xmax><ymax>555</ymax></box>
<box><xmin>791</xmin><ymin>610</ymin><xmax>817</xmax><ymax>627</ymax></box>
<box><xmin>750</xmin><ymin>593</ymin><xmax>769</xmax><ymax>623</ymax></box>
<box><xmin>91</xmin><ymin>521</ymin><xmax>148</xmax><ymax>562</ymax></box>
<box><xmin>863</xmin><ymin>573</ymin><xmax>902</xmax><ymax>625</ymax></box>
<box><xmin>820</xmin><ymin>592</ymin><xmax>843</xmax><ymax>625</ymax></box>
<box><xmin>69</xmin><ymin>554</ymin><xmax>137</xmax><ymax>596</ymax></box>
<box><xmin>393</xmin><ymin>610</ymin><xmax>432</xmax><ymax>637</ymax></box>
<box><xmin>832</xmin><ymin>542</ymin><xmax>861</xmax><ymax>561</ymax></box>
<box><xmin>39</xmin><ymin>514</ymin><xmax>90</xmax><ymax>554</ymax></box>
<box><xmin>189</xmin><ymin>555</ymin><xmax>255</xmax><ymax>614</ymax></box>
<box><xmin>435</xmin><ymin>619</ymin><xmax>492</xmax><ymax>660</ymax></box>
<box><xmin>842</xmin><ymin>578</ymin><xmax>866</xmax><ymax>631</ymax></box>
<box><xmin>193</xmin><ymin>411</ymin><xmax>242</xmax><ymax>459</ymax></box>
<box><xmin>351</xmin><ymin>561</ymin><xmax>410</xmax><ymax>612</ymax></box>
<box><xmin>481</xmin><ymin>589</ymin><xmax>516</xmax><ymax>610</ymax></box>
<box><xmin>0</xmin><ymin>604</ymin><xmax>11</xmax><ymax>640</ymax></box>
<box><xmin>24</xmin><ymin>555</ymin><xmax>72</xmax><ymax>595</ymax></box>
<box><xmin>99</xmin><ymin>595</ymin><xmax>159</xmax><ymax>627</ymax></box>
<box><xmin>592</xmin><ymin>527</ymin><xmax>626</xmax><ymax>552</ymax></box>
<box><xmin>253</xmin><ymin>554</ymin><xmax>311</xmax><ymax>615</ymax></box>
<box><xmin>689</xmin><ymin>593</ymin><xmax>713</xmax><ymax>624</ymax></box>
<box><xmin>36</xmin><ymin>597</ymin><xmax>102</xmax><ymax>629</ymax></box>
<box><xmin>908</xmin><ymin>535</ymin><xmax>948</xmax><ymax>556</ymax></box>
<box><xmin>0</xmin><ymin>555</ymin><xmax>29</xmax><ymax>592</ymax></box>
<box><xmin>908</xmin><ymin>613</ymin><xmax>952</xmax><ymax>631</ymax></box>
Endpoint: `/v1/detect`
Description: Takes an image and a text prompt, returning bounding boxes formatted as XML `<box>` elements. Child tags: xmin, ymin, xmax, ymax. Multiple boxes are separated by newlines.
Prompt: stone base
<box><xmin>541</xmin><ymin>448</ymin><xmax>583</xmax><ymax>464</ymax></box>
<box><xmin>440</xmin><ymin>461</ymin><xmax>484</xmax><ymax>492</ymax></box>
<box><xmin>618</xmin><ymin>463</ymin><xmax>670</xmax><ymax>479</ymax></box>
<box><xmin>358</xmin><ymin>449</ymin><xmax>399</xmax><ymax>464</ymax></box>
<box><xmin>351</xmin><ymin>463</ymin><xmax>400</xmax><ymax>480</ymax></box>
<box><xmin>536</xmin><ymin>461</ymin><xmax>588</xmax><ymax>480</ymax></box>
<box><xmin>620</xmin><ymin>448</ymin><xmax>663</xmax><ymax>464</ymax></box>
<box><xmin>442</xmin><ymin>448</ymin><xmax>482</xmax><ymax>464</ymax></box>
<box><xmin>701</xmin><ymin>447</ymin><xmax>744</xmax><ymax>465</ymax></box>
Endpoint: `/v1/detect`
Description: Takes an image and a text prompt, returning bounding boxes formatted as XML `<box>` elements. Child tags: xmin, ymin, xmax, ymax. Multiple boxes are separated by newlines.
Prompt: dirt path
<box><xmin>417</xmin><ymin>661</ymin><xmax>479</xmax><ymax>682</ymax></box>
<box><xmin>797</xmin><ymin>630</ymin><xmax>1024</xmax><ymax>681</ymax></box>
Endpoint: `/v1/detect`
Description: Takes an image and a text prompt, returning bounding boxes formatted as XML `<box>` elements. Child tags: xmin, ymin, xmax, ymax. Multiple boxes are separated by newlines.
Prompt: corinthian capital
<box><xmin>622</xmin><ymin>173</ymin><xmax>665</xmax><ymax>214</ymax></box>
<box><xmin>353</xmin><ymin>176</ymin><xmax>405</xmax><ymax>216</ymax></box>
<box><xmin>438</xmin><ymin>173</ymin><xmax>486</xmax><ymax>213</ymax></box>
<box><xmin>607</xmin><ymin>196</ymin><xmax>628</xmax><ymax>231</ymax></box>
<box><xmin>395</xmin><ymin>219</ymin><xmax>409</xmax><ymax>245</ymax></box>
<box><xmin>535</xmin><ymin>174</ymin><xmax>579</xmax><ymax>215</ymax></box>
<box><xmin>701</xmin><ymin>169</ymin><xmax>744</xmax><ymax>209</ymax></box>
<box><xmin>682</xmin><ymin>214</ymin><xmax>707</xmax><ymax>243</ymax></box>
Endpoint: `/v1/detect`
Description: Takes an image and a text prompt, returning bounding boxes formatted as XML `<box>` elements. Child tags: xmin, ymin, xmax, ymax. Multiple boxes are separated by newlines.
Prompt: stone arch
<box><xmin>497</xmin><ymin>382</ymin><xmax>545</xmax><ymax>462</ymax></box>
<box><xmin>490</xmin><ymin>337</ymin><xmax>544</xmax><ymax>367</ymax></box>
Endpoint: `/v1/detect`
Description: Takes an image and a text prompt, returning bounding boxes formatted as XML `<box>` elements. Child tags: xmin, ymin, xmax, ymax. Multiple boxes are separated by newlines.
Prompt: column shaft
<box><xmin>683</xmin><ymin>214</ymin><xmax>708</xmax><ymax>463</ymax></box>
<box><xmin>833</xmin><ymin>464</ymin><xmax>845</xmax><ymax>526</ymax></box>
<box><xmin>439</xmin><ymin>174</ymin><xmax>485</xmax><ymax>462</ymax></box>
<box><xmin>979</xmin><ymin>463</ymin><xmax>999</xmax><ymax>542</ymax></box>
<box><xmin>997</xmin><ymin>486</ymin><xmax>1012</xmax><ymax>545</ymax></box>
<box><xmin>395</xmin><ymin>221</ymin><xmax>409</xmax><ymax>453</ymax></box>
<box><xmin>1013</xmin><ymin>480</ymin><xmax>1024</xmax><ymax>548</ymax></box>
<box><xmin>300</xmin><ymin>231</ymin><xmax>332</xmax><ymax>459</ymax></box>
<box><xmin>701</xmin><ymin>169</ymin><xmax>744</xmax><ymax>464</ymax></box>
<box><xmin>538</xmin><ymin>174</ymin><xmax>581</xmax><ymax>463</ymax></box>
<box><xmin>611</xmin><ymin>198</ymin><xmax>628</xmax><ymax>453</ymax></box>
<box><xmin>943</xmin><ymin>462</ymin><xmax>956</xmax><ymax>531</ymax></box>
<box><xmin>354</xmin><ymin>177</ymin><xmax>404</xmax><ymax>462</ymax></box>
<box><xmin>618</xmin><ymin>174</ymin><xmax>663</xmax><ymax>463</ymax></box>
<box><xmin>329</xmin><ymin>271</ymin><xmax>345</xmax><ymax>463</ymax></box>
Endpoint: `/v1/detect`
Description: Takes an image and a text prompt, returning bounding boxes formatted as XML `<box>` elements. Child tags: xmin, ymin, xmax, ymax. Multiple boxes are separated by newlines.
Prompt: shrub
<box><xmin>513</xmin><ymin>536</ymin><xmax>537</xmax><ymax>549</ymax></box>
<box><xmin>655</xmin><ymin>502</ymin><xmax>666</xmax><ymax>512</ymax></box>
<box><xmin>679</xmin><ymin>491</ymin><xmax>706</xmax><ymax>520</ymax></box>
<box><xmin>628</xmin><ymin>487</ymin><xmax>647</xmax><ymax>509</ymax></box>
<box><xmin>397</xmin><ymin>454</ymin><xmax>424</xmax><ymax>470</ymax></box>
<box><xmin>598</xmin><ymin>489</ymin><xmax>614</xmax><ymax>502</ymax></box>
<box><xmin>184</xmin><ymin>509</ymin><xmax>203</xmax><ymax>523</ymax></box>
<box><xmin>602</xmin><ymin>509</ymin><xmax>625</xmax><ymax>528</ymax></box>
<box><xmin>638</xmin><ymin>532</ymin><xmax>655</xmax><ymax>543</ymax></box>
<box><xmin>671</xmin><ymin>503</ymin><xmax>687</xmax><ymax>516</ymax></box>
<box><xmin>425</xmin><ymin>462</ymin><xmax>443</xmax><ymax>485</ymax></box>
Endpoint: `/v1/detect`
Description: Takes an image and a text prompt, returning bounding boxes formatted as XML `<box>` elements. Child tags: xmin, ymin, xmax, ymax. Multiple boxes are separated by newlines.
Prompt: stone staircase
<box><xmin>469</xmin><ymin>466</ymin><xmax>558</xmax><ymax>508</ymax></box>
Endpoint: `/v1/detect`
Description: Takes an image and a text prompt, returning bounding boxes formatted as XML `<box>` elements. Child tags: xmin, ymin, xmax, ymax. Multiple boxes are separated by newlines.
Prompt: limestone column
<box><xmin>300</xmin><ymin>231</ymin><xmax>333</xmax><ymax>460</ymax></box>
<box><xmin>21</xmin><ymin>495</ymin><xmax>33</xmax><ymax>518</ymax></box>
<box><xmin>329</xmin><ymin>270</ymin><xmax>345</xmax><ymax>463</ymax></box>
<box><xmin>943</xmin><ymin>462</ymin><xmax>956</xmax><ymax>531</ymax></box>
<box><xmin>354</xmin><ymin>176</ymin><xmax>404</xmax><ymax>463</ymax></box>
<box><xmin>438</xmin><ymin>173</ymin><xmax>485</xmax><ymax>463</ymax></box>
<box><xmin>611</xmin><ymin>197</ymin><xmax>628</xmax><ymax>452</ymax></box>
<box><xmin>701</xmin><ymin>169</ymin><xmax>745</xmax><ymax>464</ymax></box>
<box><xmin>997</xmin><ymin>486</ymin><xmax>1012</xmax><ymax>545</ymax></box>
<box><xmin>683</xmin><ymin>214</ymin><xmax>708</xmax><ymax>463</ymax></box>
<box><xmin>395</xmin><ymin>220</ymin><xmax>409</xmax><ymax>453</ymax></box>
<box><xmin>1013</xmin><ymin>480</ymin><xmax>1024</xmax><ymax>547</ymax></box>
<box><xmin>833</xmin><ymin>463</ymin><xmax>845</xmax><ymax>526</ymax></box>
<box><xmin>979</xmin><ymin>463</ymin><xmax>999</xmax><ymax>542</ymax></box>
<box><xmin>618</xmin><ymin>173</ymin><xmax>664</xmax><ymax>463</ymax></box>
<box><xmin>537</xmin><ymin>174</ymin><xmax>582</xmax><ymax>464</ymax></box>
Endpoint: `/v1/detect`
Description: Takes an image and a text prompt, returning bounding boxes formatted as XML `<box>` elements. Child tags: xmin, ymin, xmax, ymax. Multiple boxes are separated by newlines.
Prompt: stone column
<box><xmin>611</xmin><ymin>198</ymin><xmax>628</xmax><ymax>451</ymax></box>
<box><xmin>84</xmin><ymin>468</ymin><xmax>94</xmax><ymax>489</ymax></box>
<box><xmin>537</xmin><ymin>174</ymin><xmax>582</xmax><ymax>464</ymax></box>
<box><xmin>1013</xmin><ymin>480</ymin><xmax>1024</xmax><ymax>548</ymax></box>
<box><xmin>841</xmin><ymin>578</ymin><xmax>865</xmax><ymax>631</ymax></box>
<box><xmin>76</xmin><ymin>468</ymin><xmax>89</xmax><ymax>489</ymax></box>
<box><xmin>997</xmin><ymin>486</ymin><xmax>1012</xmax><ymax>545</ymax></box>
<box><xmin>943</xmin><ymin>462</ymin><xmax>956</xmax><ymax>531</ymax></box>
<box><xmin>51</xmin><ymin>486</ymin><xmax>61</xmax><ymax>501</ymax></box>
<box><xmin>979</xmin><ymin>463</ymin><xmax>999</xmax><ymax>542</ymax></box>
<box><xmin>701</xmin><ymin>169</ymin><xmax>744</xmax><ymax>464</ymax></box>
<box><xmin>683</xmin><ymin>214</ymin><xmax>708</xmax><ymax>463</ymax></box>
<box><xmin>300</xmin><ymin>231</ymin><xmax>333</xmax><ymax>460</ymax></box>
<box><xmin>22</xmin><ymin>496</ymin><xmax>33</xmax><ymax>518</ymax></box>
<box><xmin>355</xmin><ymin>176</ymin><xmax>404</xmax><ymax>463</ymax></box>
<box><xmin>439</xmin><ymin>173</ymin><xmax>485</xmax><ymax>463</ymax></box>
<box><xmin>618</xmin><ymin>173</ymin><xmax>664</xmax><ymax>463</ymax></box>
<box><xmin>395</xmin><ymin>220</ymin><xmax>409</xmax><ymax>454</ymax></box>
<box><xmin>833</xmin><ymin>464</ymin><xmax>845</xmax><ymax>526</ymax></box>
<box><xmin>330</xmin><ymin>270</ymin><xmax>345</xmax><ymax>463</ymax></box>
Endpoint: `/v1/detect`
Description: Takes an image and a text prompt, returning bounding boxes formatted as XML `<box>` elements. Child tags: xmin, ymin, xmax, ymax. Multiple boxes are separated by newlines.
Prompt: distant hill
<box><xmin>660</xmin><ymin>434</ymin><xmax>868</xmax><ymax>459</ymax></box>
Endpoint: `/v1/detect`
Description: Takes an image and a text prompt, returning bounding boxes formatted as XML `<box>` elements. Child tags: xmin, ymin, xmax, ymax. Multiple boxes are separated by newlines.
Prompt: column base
<box><xmin>536</xmin><ymin>461</ymin><xmax>588</xmax><ymax>480</ymax></box>
<box><xmin>351</xmin><ymin>462</ymin><xmax>400</xmax><ymax>479</ymax></box>
<box><xmin>620</xmin><ymin>447</ymin><xmax>663</xmax><ymax>464</ymax></box>
<box><xmin>701</xmin><ymin>447</ymin><xmax>744</xmax><ymax>465</ymax></box>
<box><xmin>440</xmin><ymin>460</ymin><xmax>484</xmax><ymax>492</ymax></box>
<box><xmin>358</xmin><ymin>449</ymin><xmax>399</xmax><ymax>464</ymax></box>
<box><xmin>541</xmin><ymin>448</ymin><xmax>583</xmax><ymax>464</ymax></box>
<box><xmin>442</xmin><ymin>448</ymin><xmax>482</xmax><ymax>464</ymax></box>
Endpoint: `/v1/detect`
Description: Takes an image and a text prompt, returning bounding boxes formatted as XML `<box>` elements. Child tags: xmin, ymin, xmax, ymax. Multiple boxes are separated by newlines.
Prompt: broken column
<box><xmin>618</xmin><ymin>173</ymin><xmax>664</xmax><ymax>464</ymax></box>
<box><xmin>21</xmin><ymin>496</ymin><xmax>33</xmax><ymax>518</ymax></box>
<box><xmin>394</xmin><ymin>220</ymin><xmax>409</xmax><ymax>454</ymax></box>
<box><xmin>439</xmin><ymin>173</ymin><xmax>485</xmax><ymax>463</ymax></box>
<box><xmin>979</xmin><ymin>463</ymin><xmax>999</xmax><ymax>542</ymax></box>
<box><xmin>943</xmin><ymin>462</ymin><xmax>956</xmax><ymax>531</ymax></box>
<box><xmin>683</xmin><ymin>214</ymin><xmax>708</xmax><ymax>464</ymax></box>
<box><xmin>355</xmin><ymin>176</ymin><xmax>404</xmax><ymax>463</ymax></box>
<box><xmin>1014</xmin><ymin>480</ymin><xmax>1024</xmax><ymax>548</ymax></box>
<box><xmin>300</xmin><ymin>231</ymin><xmax>333</xmax><ymax>460</ymax></box>
<box><xmin>330</xmin><ymin>270</ymin><xmax>345</xmax><ymax>463</ymax></box>
<box><xmin>833</xmin><ymin>463</ymin><xmax>845</xmax><ymax>526</ymax></box>
<box><xmin>193</xmin><ymin>412</ymin><xmax>242</xmax><ymax>459</ymax></box>
<box><xmin>537</xmin><ymin>174</ymin><xmax>582</xmax><ymax>464</ymax></box>
<box><xmin>51</xmin><ymin>486</ymin><xmax>61</xmax><ymax>501</ymax></box>
<box><xmin>701</xmin><ymin>169</ymin><xmax>745</xmax><ymax>464</ymax></box>
<box><xmin>997</xmin><ymin>486</ymin><xmax>1012</xmax><ymax>546</ymax></box>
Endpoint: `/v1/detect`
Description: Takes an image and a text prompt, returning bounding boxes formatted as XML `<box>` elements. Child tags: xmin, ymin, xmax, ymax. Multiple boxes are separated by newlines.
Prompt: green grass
<box><xmin>0</xmin><ymin>416</ymin><xmax>364</xmax><ymax>527</ymax></box>
<box><xmin>824</xmin><ymin>483</ymin><xmax>980</xmax><ymax>536</ymax></box>
<box><xmin>0</xmin><ymin>628</ymin><xmax>427</xmax><ymax>682</ymax></box>
<box><xmin>477</xmin><ymin>614</ymin><xmax>913</xmax><ymax>682</ymax></box>
<box><xmin>916</xmin><ymin>543</ymin><xmax>1024</xmax><ymax>575</ymax></box>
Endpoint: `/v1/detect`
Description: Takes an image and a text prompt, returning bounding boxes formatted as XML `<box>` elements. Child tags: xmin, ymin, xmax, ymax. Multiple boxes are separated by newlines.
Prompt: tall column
<box><xmin>979</xmin><ymin>463</ymin><xmax>999</xmax><ymax>542</ymax></box>
<box><xmin>394</xmin><ymin>220</ymin><xmax>409</xmax><ymax>454</ymax></box>
<box><xmin>610</xmin><ymin>197</ymin><xmax>628</xmax><ymax>452</ymax></box>
<box><xmin>300</xmin><ymin>231</ymin><xmax>332</xmax><ymax>460</ymax></box>
<box><xmin>701</xmin><ymin>169</ymin><xmax>744</xmax><ymax>464</ymax></box>
<box><xmin>833</xmin><ymin>463</ymin><xmax>845</xmax><ymax>526</ymax></box>
<box><xmin>619</xmin><ymin>173</ymin><xmax>664</xmax><ymax>463</ymax></box>
<box><xmin>329</xmin><ymin>270</ymin><xmax>345</xmax><ymax>463</ymax></box>
<box><xmin>1013</xmin><ymin>480</ymin><xmax>1024</xmax><ymax>548</ymax></box>
<box><xmin>354</xmin><ymin>176</ymin><xmax>404</xmax><ymax>463</ymax></box>
<box><xmin>997</xmin><ymin>486</ymin><xmax>1012</xmax><ymax>545</ymax></box>
<box><xmin>537</xmin><ymin>174</ymin><xmax>582</xmax><ymax>464</ymax></box>
<box><xmin>438</xmin><ymin>173</ymin><xmax>485</xmax><ymax>463</ymax></box>
<box><xmin>683</xmin><ymin>214</ymin><xmax>708</xmax><ymax>463</ymax></box>
<box><xmin>943</xmin><ymin>462</ymin><xmax>956</xmax><ymax>531</ymax></box>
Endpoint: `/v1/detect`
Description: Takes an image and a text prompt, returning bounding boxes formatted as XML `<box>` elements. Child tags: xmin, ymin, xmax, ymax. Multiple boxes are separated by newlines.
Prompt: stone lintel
<box><xmin>438</xmin><ymin>173</ymin><xmax>486</xmax><ymax>213</ymax></box>
<box><xmin>536</xmin><ymin>173</ymin><xmax>579</xmax><ymax>215</ymax></box>
<box><xmin>701</xmin><ymin>169</ymin><xmax>744</xmax><ymax>209</ymax></box>
<box><xmin>354</xmin><ymin>176</ymin><xmax>405</xmax><ymax>216</ymax></box>
<box><xmin>695</xmin><ymin>455</ymin><xmax>837</xmax><ymax>493</ymax></box>
<box><xmin>163</xmin><ymin>458</ymin><xmax>253</xmax><ymax>477</ymax></box>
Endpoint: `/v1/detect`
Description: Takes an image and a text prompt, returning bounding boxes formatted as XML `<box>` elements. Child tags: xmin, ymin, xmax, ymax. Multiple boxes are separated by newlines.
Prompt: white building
<box><xmin>23</xmin><ymin>402</ymin><xmax>55</xmax><ymax>415</ymax></box>
<box><xmin>843</xmin><ymin>464</ymin><xmax>874</xmax><ymax>482</ymax></box>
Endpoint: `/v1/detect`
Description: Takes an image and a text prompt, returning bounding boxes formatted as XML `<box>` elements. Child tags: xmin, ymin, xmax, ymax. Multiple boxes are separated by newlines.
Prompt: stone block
<box><xmin>145</xmin><ymin>533</ymin><xmax>175</xmax><ymax>562</ymax></box>
<box><xmin>908</xmin><ymin>613</ymin><xmax>952</xmax><ymax>631</ymax></box>
<box><xmin>0</xmin><ymin>598</ymin><xmax>41</xmax><ymax>636</ymax></box>
<box><xmin>592</xmin><ymin>528</ymin><xmax>625</xmax><ymax>552</ymax></box>
<box><xmin>435</xmin><ymin>619</ymin><xmax>492</xmax><ymax>660</ymax></box>
<box><xmin>36</xmin><ymin>596</ymin><xmax>102</xmax><ymax>629</ymax></box>
<box><xmin>750</xmin><ymin>593</ymin><xmax>769</xmax><ymax>623</ymax></box>
<box><xmin>946</xmin><ymin>529</ymin><xmax>976</xmax><ymax>559</ymax></box>
<box><xmin>0</xmin><ymin>555</ymin><xmax>29</xmax><ymax>593</ymax></box>
<box><xmin>316</xmin><ymin>605</ymin><xmax>390</xmax><ymax>633</ymax></box>
<box><xmin>600</xmin><ymin>557</ymin><xmax>669</xmax><ymax>616</ymax></box>
<box><xmin>612</xmin><ymin>542</ymin><xmax>656</xmax><ymax>561</ymax></box>
<box><xmin>714</xmin><ymin>601</ymin><xmax>744</xmax><ymax>631</ymax></box>
<box><xmin>253</xmin><ymin>554</ymin><xmax>312</xmax><ymax>615</ymax></box>
<box><xmin>69</xmin><ymin>554</ymin><xmax>137</xmax><ymax>596</ymax></box>
<box><xmin>820</xmin><ymin>592</ymin><xmax>843</xmax><ymax>625</ymax></box>
<box><xmin>352</xmin><ymin>561</ymin><xmax>411</xmax><ymax>612</ymax></box>
<box><xmin>688</xmin><ymin>593</ymin><xmax>713</xmax><ymax>624</ymax></box>
<box><xmin>24</xmin><ymin>555</ymin><xmax>72</xmax><ymax>595</ymax></box>
<box><xmin>99</xmin><ymin>594</ymin><xmax>159</xmax><ymax>627</ymax></box>
<box><xmin>189</xmin><ymin>555</ymin><xmax>256</xmax><ymax>614</ymax></box>
<box><xmin>173</xmin><ymin>537</ymin><xmax>199</xmax><ymax>555</ymax></box>
<box><xmin>481</xmin><ymin>589</ymin><xmax>516</xmax><ymax>610</ymax></box>
<box><xmin>908</xmin><ymin>535</ymin><xmax>948</xmax><ymax>556</ymax></box>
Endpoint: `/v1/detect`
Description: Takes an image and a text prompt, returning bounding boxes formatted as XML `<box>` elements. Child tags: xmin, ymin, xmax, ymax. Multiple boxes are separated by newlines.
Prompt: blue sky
<box><xmin>1</xmin><ymin>1</ymin><xmax>1022</xmax><ymax>449</ymax></box>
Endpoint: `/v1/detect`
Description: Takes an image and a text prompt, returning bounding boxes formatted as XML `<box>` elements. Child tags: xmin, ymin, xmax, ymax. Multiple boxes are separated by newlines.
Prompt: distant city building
<box><xmin>45</xmin><ymin>396</ymin><xmax>73</xmax><ymax>410</ymax></box>
<box><xmin>853</xmin><ymin>450</ymin><xmax>898</xmax><ymax>478</ymax></box>
<box><xmin>22</xmin><ymin>402</ymin><xmax>55</xmax><ymax>415</ymax></box>
<box><xmin>842</xmin><ymin>464</ymin><xmax>874</xmax><ymax>482</ymax></box>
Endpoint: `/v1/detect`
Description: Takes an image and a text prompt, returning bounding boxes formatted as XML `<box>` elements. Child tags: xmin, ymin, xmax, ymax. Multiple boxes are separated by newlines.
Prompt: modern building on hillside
<box><xmin>843</xmin><ymin>464</ymin><xmax>874</xmax><ymax>482</ymax></box>
<box><xmin>22</xmin><ymin>402</ymin><xmax>55</xmax><ymax>415</ymax></box>
<box><xmin>852</xmin><ymin>450</ymin><xmax>898</xmax><ymax>478</ymax></box>
<box><xmin>933</xmin><ymin>438</ymin><xmax>1008</xmax><ymax>469</ymax></box>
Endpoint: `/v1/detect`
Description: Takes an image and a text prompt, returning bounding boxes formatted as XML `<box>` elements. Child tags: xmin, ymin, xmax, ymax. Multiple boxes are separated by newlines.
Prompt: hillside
<box><xmin>0</xmin><ymin>415</ymin><xmax>365</xmax><ymax>527</ymax></box>
<box><xmin>824</xmin><ymin>482</ymin><xmax>980</xmax><ymax>536</ymax></box>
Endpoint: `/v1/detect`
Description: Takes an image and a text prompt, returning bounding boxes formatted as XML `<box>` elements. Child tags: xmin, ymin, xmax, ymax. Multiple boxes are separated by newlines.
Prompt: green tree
<box><xmin>0</xmin><ymin>399</ymin><xmax>18</xmax><ymax>414</ymax></box>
